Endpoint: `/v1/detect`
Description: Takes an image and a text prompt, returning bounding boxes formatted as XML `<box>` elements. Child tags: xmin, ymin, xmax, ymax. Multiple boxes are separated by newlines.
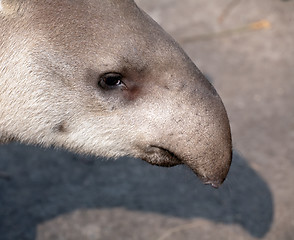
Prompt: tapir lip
<box><xmin>141</xmin><ymin>145</ymin><xmax>230</xmax><ymax>188</ymax></box>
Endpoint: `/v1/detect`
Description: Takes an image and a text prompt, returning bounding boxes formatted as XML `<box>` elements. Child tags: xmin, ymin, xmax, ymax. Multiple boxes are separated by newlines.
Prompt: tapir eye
<box><xmin>99</xmin><ymin>73</ymin><xmax>125</xmax><ymax>90</ymax></box>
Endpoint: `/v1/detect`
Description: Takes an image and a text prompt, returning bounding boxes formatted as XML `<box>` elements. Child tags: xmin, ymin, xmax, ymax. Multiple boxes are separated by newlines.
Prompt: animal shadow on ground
<box><xmin>0</xmin><ymin>143</ymin><xmax>273</xmax><ymax>240</ymax></box>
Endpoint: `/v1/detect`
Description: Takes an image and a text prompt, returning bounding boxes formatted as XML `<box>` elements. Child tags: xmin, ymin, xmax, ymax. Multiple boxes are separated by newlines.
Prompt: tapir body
<box><xmin>0</xmin><ymin>0</ymin><xmax>232</xmax><ymax>187</ymax></box>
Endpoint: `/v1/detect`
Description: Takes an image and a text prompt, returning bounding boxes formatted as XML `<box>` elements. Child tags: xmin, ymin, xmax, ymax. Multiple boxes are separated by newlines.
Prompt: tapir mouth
<box><xmin>141</xmin><ymin>145</ymin><xmax>183</xmax><ymax>167</ymax></box>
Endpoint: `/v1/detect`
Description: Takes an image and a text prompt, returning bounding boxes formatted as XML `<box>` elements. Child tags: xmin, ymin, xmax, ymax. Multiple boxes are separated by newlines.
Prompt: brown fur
<box><xmin>0</xmin><ymin>0</ymin><xmax>232</xmax><ymax>187</ymax></box>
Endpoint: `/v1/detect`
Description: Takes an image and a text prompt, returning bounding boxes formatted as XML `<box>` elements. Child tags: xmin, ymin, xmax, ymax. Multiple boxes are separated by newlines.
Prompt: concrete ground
<box><xmin>0</xmin><ymin>0</ymin><xmax>293</xmax><ymax>239</ymax></box>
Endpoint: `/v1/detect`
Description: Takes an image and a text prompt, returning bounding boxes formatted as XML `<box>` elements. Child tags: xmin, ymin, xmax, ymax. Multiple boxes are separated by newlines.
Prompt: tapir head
<box><xmin>0</xmin><ymin>0</ymin><xmax>232</xmax><ymax>187</ymax></box>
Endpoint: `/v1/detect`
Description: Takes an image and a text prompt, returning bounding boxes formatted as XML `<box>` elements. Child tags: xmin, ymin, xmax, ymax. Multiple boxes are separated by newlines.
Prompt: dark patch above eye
<box><xmin>98</xmin><ymin>72</ymin><xmax>126</xmax><ymax>90</ymax></box>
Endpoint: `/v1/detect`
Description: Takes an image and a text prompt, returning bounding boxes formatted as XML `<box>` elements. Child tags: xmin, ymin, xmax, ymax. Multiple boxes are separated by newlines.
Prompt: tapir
<box><xmin>0</xmin><ymin>0</ymin><xmax>232</xmax><ymax>187</ymax></box>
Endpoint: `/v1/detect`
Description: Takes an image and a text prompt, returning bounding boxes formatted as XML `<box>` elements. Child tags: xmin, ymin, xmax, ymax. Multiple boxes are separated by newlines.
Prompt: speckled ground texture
<box><xmin>0</xmin><ymin>0</ymin><xmax>293</xmax><ymax>239</ymax></box>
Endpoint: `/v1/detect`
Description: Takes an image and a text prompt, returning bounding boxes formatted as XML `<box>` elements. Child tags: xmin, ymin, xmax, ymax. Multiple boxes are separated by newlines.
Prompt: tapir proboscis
<box><xmin>0</xmin><ymin>0</ymin><xmax>232</xmax><ymax>188</ymax></box>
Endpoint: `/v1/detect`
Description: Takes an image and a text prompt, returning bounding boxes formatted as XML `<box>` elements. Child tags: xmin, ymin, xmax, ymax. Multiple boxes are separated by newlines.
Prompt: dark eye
<box><xmin>99</xmin><ymin>73</ymin><xmax>125</xmax><ymax>90</ymax></box>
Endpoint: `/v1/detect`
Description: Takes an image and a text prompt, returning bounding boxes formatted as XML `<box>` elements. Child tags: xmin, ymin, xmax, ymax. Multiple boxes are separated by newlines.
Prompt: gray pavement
<box><xmin>0</xmin><ymin>0</ymin><xmax>293</xmax><ymax>239</ymax></box>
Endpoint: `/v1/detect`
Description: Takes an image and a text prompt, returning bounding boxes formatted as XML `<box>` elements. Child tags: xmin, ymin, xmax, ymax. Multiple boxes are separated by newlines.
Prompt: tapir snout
<box><xmin>133</xmin><ymin>62</ymin><xmax>232</xmax><ymax>187</ymax></box>
<box><xmin>0</xmin><ymin>0</ymin><xmax>232</xmax><ymax>187</ymax></box>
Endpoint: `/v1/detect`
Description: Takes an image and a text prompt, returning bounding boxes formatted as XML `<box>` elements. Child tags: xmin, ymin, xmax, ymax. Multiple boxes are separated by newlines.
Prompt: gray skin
<box><xmin>0</xmin><ymin>0</ymin><xmax>232</xmax><ymax>187</ymax></box>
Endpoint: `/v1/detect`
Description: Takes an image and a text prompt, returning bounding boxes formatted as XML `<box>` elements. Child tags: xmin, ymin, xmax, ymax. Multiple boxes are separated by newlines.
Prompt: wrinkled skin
<box><xmin>0</xmin><ymin>0</ymin><xmax>232</xmax><ymax>187</ymax></box>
